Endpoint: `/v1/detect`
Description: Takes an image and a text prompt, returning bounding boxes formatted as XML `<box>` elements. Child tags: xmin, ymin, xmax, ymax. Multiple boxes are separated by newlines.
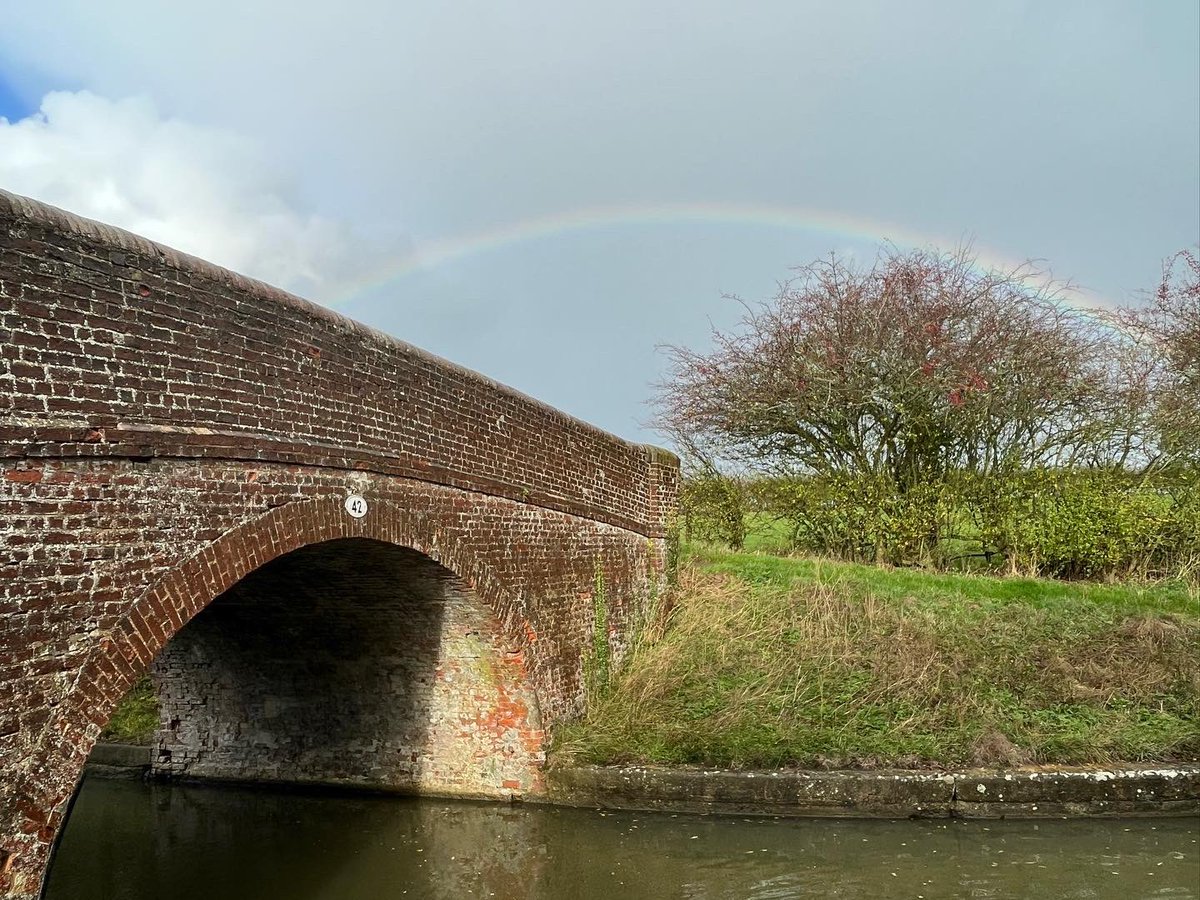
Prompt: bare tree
<box><xmin>654</xmin><ymin>247</ymin><xmax>1114</xmax><ymax>489</ymax></box>
<box><xmin>1118</xmin><ymin>249</ymin><xmax>1200</xmax><ymax>467</ymax></box>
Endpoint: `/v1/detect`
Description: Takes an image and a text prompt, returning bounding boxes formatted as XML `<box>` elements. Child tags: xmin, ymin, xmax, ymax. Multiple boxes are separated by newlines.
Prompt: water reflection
<box><xmin>46</xmin><ymin>777</ymin><xmax>1199</xmax><ymax>900</ymax></box>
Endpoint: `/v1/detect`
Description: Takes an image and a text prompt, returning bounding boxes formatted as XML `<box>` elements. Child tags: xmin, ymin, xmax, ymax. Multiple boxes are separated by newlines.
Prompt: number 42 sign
<box><xmin>344</xmin><ymin>494</ymin><xmax>369</xmax><ymax>518</ymax></box>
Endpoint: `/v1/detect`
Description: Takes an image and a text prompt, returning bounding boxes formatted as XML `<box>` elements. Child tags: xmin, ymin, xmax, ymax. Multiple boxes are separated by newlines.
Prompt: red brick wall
<box><xmin>0</xmin><ymin>191</ymin><xmax>679</xmax><ymax>899</ymax></box>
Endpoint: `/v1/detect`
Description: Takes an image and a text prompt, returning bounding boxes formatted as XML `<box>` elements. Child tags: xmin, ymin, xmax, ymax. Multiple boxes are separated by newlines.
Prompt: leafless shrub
<box><xmin>655</xmin><ymin>247</ymin><xmax>1120</xmax><ymax>489</ymax></box>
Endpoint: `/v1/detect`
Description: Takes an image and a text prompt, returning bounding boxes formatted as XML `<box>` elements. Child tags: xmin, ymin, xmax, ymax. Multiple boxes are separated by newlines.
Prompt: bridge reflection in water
<box><xmin>47</xmin><ymin>777</ymin><xmax>1200</xmax><ymax>900</ymax></box>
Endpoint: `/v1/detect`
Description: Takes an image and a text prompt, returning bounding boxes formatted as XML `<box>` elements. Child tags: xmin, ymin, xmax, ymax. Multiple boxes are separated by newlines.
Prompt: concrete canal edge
<box><xmin>83</xmin><ymin>745</ymin><xmax>1199</xmax><ymax>819</ymax></box>
<box><xmin>84</xmin><ymin>744</ymin><xmax>152</xmax><ymax>780</ymax></box>
<box><xmin>543</xmin><ymin>764</ymin><xmax>1200</xmax><ymax>819</ymax></box>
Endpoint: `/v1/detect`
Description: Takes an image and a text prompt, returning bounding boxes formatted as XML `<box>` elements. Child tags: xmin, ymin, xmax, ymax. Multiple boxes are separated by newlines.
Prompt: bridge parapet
<box><xmin>0</xmin><ymin>188</ymin><xmax>675</xmax><ymax>537</ymax></box>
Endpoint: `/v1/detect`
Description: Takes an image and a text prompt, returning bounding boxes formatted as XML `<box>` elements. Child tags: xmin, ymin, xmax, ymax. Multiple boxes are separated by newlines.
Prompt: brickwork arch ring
<box><xmin>92</xmin><ymin>495</ymin><xmax>537</xmax><ymax>737</ymax></box>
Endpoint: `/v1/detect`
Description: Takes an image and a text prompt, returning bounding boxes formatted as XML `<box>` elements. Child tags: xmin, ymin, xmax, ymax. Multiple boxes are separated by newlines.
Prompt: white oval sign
<box><xmin>344</xmin><ymin>494</ymin><xmax>368</xmax><ymax>518</ymax></box>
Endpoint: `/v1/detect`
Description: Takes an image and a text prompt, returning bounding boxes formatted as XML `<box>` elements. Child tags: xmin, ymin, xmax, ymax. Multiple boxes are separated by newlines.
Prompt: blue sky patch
<box><xmin>0</xmin><ymin>74</ymin><xmax>36</xmax><ymax>122</ymax></box>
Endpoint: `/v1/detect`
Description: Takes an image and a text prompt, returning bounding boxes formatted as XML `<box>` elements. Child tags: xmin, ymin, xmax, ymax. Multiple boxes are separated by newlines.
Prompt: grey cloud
<box><xmin>0</xmin><ymin>0</ymin><xmax>1195</xmax><ymax>440</ymax></box>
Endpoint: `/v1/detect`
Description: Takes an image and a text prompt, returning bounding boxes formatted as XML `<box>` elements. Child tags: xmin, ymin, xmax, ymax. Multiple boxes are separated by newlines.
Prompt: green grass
<box><xmin>701</xmin><ymin>546</ymin><xmax>1199</xmax><ymax>616</ymax></box>
<box><xmin>100</xmin><ymin>675</ymin><xmax>158</xmax><ymax>745</ymax></box>
<box><xmin>741</xmin><ymin>513</ymin><xmax>795</xmax><ymax>555</ymax></box>
<box><xmin>557</xmin><ymin>543</ymin><xmax>1200</xmax><ymax>770</ymax></box>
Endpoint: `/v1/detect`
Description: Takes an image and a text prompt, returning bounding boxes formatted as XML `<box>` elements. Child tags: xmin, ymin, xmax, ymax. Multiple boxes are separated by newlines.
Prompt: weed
<box><xmin>100</xmin><ymin>675</ymin><xmax>158</xmax><ymax>745</ymax></box>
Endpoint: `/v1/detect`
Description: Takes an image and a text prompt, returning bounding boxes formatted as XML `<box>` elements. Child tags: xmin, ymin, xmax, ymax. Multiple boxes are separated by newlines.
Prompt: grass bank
<box><xmin>557</xmin><ymin>545</ymin><xmax>1200</xmax><ymax>770</ymax></box>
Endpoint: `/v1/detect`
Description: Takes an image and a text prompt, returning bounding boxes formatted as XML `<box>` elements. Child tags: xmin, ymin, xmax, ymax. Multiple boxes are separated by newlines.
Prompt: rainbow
<box><xmin>330</xmin><ymin>201</ymin><xmax>1104</xmax><ymax>308</ymax></box>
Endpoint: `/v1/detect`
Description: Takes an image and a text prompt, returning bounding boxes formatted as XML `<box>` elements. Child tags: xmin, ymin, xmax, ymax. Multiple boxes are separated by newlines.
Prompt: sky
<box><xmin>0</xmin><ymin>1</ymin><xmax>1197</xmax><ymax>443</ymax></box>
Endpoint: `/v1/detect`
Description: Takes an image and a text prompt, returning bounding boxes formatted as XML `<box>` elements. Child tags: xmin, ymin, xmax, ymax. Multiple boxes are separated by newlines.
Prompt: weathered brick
<box><xmin>0</xmin><ymin>190</ymin><xmax>680</xmax><ymax>899</ymax></box>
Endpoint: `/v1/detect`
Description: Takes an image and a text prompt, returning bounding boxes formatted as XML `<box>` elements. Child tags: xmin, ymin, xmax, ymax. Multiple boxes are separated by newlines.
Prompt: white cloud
<box><xmin>0</xmin><ymin>90</ymin><xmax>379</xmax><ymax>300</ymax></box>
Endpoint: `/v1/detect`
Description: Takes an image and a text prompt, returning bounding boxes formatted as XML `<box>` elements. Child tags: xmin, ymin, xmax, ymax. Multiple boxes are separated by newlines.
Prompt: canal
<box><xmin>46</xmin><ymin>777</ymin><xmax>1199</xmax><ymax>899</ymax></box>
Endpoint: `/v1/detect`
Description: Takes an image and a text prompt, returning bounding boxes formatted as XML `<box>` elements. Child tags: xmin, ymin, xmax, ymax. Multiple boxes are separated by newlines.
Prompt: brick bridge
<box><xmin>0</xmin><ymin>190</ymin><xmax>678</xmax><ymax>899</ymax></box>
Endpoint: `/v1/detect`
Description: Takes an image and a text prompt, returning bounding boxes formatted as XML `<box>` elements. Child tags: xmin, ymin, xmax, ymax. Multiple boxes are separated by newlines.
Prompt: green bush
<box><xmin>737</xmin><ymin>468</ymin><xmax>1200</xmax><ymax>585</ymax></box>
<box><xmin>679</xmin><ymin>475</ymin><xmax>747</xmax><ymax>549</ymax></box>
<box><xmin>970</xmin><ymin>469</ymin><xmax>1200</xmax><ymax>582</ymax></box>
<box><xmin>746</xmin><ymin>474</ymin><xmax>955</xmax><ymax>567</ymax></box>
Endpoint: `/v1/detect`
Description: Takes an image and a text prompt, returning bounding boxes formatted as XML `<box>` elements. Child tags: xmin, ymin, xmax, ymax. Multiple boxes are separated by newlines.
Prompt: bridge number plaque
<box><xmin>344</xmin><ymin>494</ymin><xmax>369</xmax><ymax>518</ymax></box>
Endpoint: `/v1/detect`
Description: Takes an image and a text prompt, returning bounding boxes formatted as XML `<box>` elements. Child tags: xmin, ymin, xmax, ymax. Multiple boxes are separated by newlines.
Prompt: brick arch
<box><xmin>82</xmin><ymin>496</ymin><xmax>537</xmax><ymax>727</ymax></box>
<box><xmin>10</xmin><ymin>496</ymin><xmax>539</xmax><ymax>898</ymax></box>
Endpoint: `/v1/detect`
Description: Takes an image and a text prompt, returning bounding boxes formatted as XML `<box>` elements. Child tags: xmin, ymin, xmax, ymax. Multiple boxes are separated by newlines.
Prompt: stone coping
<box><xmin>84</xmin><ymin>746</ymin><xmax>1199</xmax><ymax>819</ymax></box>
<box><xmin>544</xmin><ymin>764</ymin><xmax>1200</xmax><ymax>819</ymax></box>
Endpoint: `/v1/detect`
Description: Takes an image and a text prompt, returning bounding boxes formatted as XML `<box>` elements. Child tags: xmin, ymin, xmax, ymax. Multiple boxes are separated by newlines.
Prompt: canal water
<box><xmin>46</xmin><ymin>776</ymin><xmax>1198</xmax><ymax>899</ymax></box>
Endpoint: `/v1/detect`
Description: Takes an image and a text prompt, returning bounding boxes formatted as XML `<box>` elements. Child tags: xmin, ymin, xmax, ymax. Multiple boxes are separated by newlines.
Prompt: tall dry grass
<box><xmin>558</xmin><ymin>557</ymin><xmax>1199</xmax><ymax>769</ymax></box>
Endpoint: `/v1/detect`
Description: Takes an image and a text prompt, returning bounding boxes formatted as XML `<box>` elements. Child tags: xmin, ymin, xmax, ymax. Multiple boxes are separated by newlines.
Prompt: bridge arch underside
<box><xmin>152</xmin><ymin>537</ymin><xmax>543</xmax><ymax>796</ymax></box>
<box><xmin>0</xmin><ymin>458</ymin><xmax>661</xmax><ymax>900</ymax></box>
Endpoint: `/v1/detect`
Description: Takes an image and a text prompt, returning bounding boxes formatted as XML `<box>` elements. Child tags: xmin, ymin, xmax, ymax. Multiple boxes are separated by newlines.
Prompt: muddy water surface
<box><xmin>45</xmin><ymin>776</ymin><xmax>1199</xmax><ymax>899</ymax></box>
